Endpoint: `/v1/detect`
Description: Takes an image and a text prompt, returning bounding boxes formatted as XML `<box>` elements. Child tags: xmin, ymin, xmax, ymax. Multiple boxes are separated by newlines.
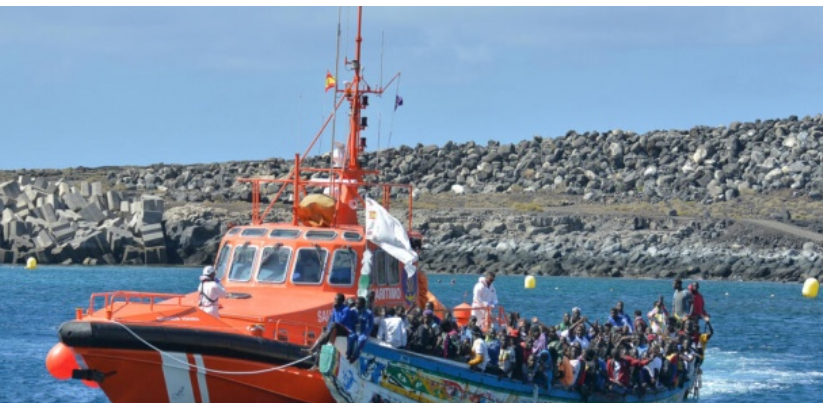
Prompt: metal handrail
<box><xmin>87</xmin><ymin>291</ymin><xmax>187</xmax><ymax>317</ymax></box>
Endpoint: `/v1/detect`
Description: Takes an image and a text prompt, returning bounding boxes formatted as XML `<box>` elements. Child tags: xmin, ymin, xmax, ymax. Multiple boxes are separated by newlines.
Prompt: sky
<box><xmin>1</xmin><ymin>7</ymin><xmax>822</xmax><ymax>170</ymax></box>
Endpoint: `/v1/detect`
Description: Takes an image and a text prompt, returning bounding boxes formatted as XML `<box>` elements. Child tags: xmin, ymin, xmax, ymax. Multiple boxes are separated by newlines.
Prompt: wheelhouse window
<box><xmin>343</xmin><ymin>231</ymin><xmax>363</xmax><ymax>241</ymax></box>
<box><xmin>257</xmin><ymin>245</ymin><xmax>291</xmax><ymax>283</ymax></box>
<box><xmin>215</xmin><ymin>244</ymin><xmax>232</xmax><ymax>279</ymax></box>
<box><xmin>241</xmin><ymin>228</ymin><xmax>268</xmax><ymax>237</ymax></box>
<box><xmin>292</xmin><ymin>247</ymin><xmax>327</xmax><ymax>284</ymax></box>
<box><xmin>229</xmin><ymin>243</ymin><xmax>256</xmax><ymax>282</ymax></box>
<box><xmin>372</xmin><ymin>249</ymin><xmax>400</xmax><ymax>286</ymax></box>
<box><xmin>270</xmin><ymin>229</ymin><xmax>300</xmax><ymax>239</ymax></box>
<box><xmin>227</xmin><ymin>227</ymin><xmax>242</xmax><ymax>236</ymax></box>
<box><xmin>305</xmin><ymin>230</ymin><xmax>337</xmax><ymax>240</ymax></box>
<box><xmin>329</xmin><ymin>248</ymin><xmax>356</xmax><ymax>286</ymax></box>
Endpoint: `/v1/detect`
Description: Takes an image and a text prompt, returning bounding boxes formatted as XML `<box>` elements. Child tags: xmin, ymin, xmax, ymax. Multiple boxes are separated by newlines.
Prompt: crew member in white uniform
<box><xmin>472</xmin><ymin>272</ymin><xmax>498</xmax><ymax>331</ymax></box>
<box><xmin>198</xmin><ymin>265</ymin><xmax>226</xmax><ymax>318</ymax></box>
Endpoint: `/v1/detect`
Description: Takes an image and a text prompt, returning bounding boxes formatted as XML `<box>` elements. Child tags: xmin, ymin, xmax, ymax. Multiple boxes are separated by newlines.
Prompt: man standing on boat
<box><xmin>347</xmin><ymin>296</ymin><xmax>374</xmax><ymax>363</ymax></box>
<box><xmin>198</xmin><ymin>265</ymin><xmax>226</xmax><ymax>318</ymax></box>
<box><xmin>472</xmin><ymin>272</ymin><xmax>498</xmax><ymax>332</ymax></box>
<box><xmin>672</xmin><ymin>278</ymin><xmax>692</xmax><ymax>322</ymax></box>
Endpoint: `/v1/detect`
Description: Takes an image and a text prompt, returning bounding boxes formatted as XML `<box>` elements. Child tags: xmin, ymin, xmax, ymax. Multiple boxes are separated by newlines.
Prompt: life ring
<box><xmin>349</xmin><ymin>199</ymin><xmax>360</xmax><ymax>210</ymax></box>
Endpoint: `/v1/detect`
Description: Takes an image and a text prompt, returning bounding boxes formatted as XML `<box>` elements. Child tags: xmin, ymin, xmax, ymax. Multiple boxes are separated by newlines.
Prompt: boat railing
<box><xmin>84</xmin><ymin>291</ymin><xmax>187</xmax><ymax>319</ymax></box>
<box><xmin>268</xmin><ymin>319</ymin><xmax>325</xmax><ymax>346</ymax></box>
<box><xmin>239</xmin><ymin>156</ymin><xmax>415</xmax><ymax>228</ymax></box>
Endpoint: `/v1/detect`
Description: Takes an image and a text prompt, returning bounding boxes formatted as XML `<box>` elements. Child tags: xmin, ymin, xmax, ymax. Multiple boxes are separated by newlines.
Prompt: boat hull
<box><xmin>60</xmin><ymin>321</ymin><xmax>333</xmax><ymax>403</ymax></box>
<box><xmin>319</xmin><ymin>336</ymin><xmax>694</xmax><ymax>403</ymax></box>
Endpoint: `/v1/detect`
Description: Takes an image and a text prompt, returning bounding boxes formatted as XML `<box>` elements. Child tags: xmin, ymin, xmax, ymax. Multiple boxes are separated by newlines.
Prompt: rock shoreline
<box><xmin>2</xmin><ymin>113</ymin><xmax>823</xmax><ymax>283</ymax></box>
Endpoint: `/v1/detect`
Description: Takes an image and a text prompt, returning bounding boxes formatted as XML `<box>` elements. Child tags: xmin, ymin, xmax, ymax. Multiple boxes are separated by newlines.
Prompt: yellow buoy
<box><xmin>25</xmin><ymin>257</ymin><xmax>37</xmax><ymax>270</ymax></box>
<box><xmin>802</xmin><ymin>278</ymin><xmax>819</xmax><ymax>299</ymax></box>
<box><xmin>524</xmin><ymin>275</ymin><xmax>536</xmax><ymax>289</ymax></box>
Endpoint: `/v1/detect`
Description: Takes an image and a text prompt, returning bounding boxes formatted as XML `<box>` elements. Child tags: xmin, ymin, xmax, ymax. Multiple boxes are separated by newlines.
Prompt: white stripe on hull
<box><xmin>194</xmin><ymin>354</ymin><xmax>210</xmax><ymax>403</ymax></box>
<box><xmin>161</xmin><ymin>352</ymin><xmax>196</xmax><ymax>403</ymax></box>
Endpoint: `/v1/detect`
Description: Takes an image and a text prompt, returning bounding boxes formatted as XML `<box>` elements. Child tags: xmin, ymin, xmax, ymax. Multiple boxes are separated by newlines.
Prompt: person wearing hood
<box><xmin>472</xmin><ymin>272</ymin><xmax>498</xmax><ymax>332</ymax></box>
<box><xmin>198</xmin><ymin>265</ymin><xmax>226</xmax><ymax>318</ymax></box>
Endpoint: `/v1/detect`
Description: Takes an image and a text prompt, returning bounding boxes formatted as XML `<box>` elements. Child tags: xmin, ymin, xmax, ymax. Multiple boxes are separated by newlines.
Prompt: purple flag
<box><xmin>394</xmin><ymin>95</ymin><xmax>403</xmax><ymax>111</ymax></box>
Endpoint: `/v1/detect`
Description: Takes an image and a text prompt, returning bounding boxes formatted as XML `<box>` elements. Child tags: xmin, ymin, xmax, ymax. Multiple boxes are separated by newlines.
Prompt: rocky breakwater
<box><xmin>10</xmin><ymin>114</ymin><xmax>823</xmax><ymax>212</ymax></box>
<box><xmin>416</xmin><ymin>209</ymin><xmax>823</xmax><ymax>283</ymax></box>
<box><xmin>360</xmin><ymin>114</ymin><xmax>823</xmax><ymax>204</ymax></box>
<box><xmin>0</xmin><ymin>177</ymin><xmax>168</xmax><ymax>265</ymax></box>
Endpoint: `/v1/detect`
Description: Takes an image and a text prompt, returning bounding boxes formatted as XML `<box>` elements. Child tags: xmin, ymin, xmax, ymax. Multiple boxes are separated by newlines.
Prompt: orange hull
<box><xmin>74</xmin><ymin>346</ymin><xmax>331</xmax><ymax>403</ymax></box>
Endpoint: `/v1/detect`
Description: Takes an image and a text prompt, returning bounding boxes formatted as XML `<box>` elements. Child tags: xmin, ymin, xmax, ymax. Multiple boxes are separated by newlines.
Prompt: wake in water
<box><xmin>700</xmin><ymin>348</ymin><xmax>823</xmax><ymax>402</ymax></box>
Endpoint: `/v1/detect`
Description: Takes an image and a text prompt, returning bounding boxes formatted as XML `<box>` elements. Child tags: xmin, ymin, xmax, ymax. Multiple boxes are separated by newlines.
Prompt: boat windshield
<box><xmin>215</xmin><ymin>244</ymin><xmax>232</xmax><ymax>279</ymax></box>
<box><xmin>329</xmin><ymin>248</ymin><xmax>356</xmax><ymax>286</ymax></box>
<box><xmin>292</xmin><ymin>247</ymin><xmax>327</xmax><ymax>284</ymax></box>
<box><xmin>257</xmin><ymin>245</ymin><xmax>291</xmax><ymax>283</ymax></box>
<box><xmin>229</xmin><ymin>243</ymin><xmax>257</xmax><ymax>282</ymax></box>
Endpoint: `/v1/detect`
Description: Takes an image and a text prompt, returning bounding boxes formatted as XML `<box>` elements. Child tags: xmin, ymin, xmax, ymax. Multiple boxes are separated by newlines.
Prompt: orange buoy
<box><xmin>46</xmin><ymin>342</ymin><xmax>78</xmax><ymax>380</ymax></box>
<box><xmin>453</xmin><ymin>302</ymin><xmax>472</xmax><ymax>327</ymax></box>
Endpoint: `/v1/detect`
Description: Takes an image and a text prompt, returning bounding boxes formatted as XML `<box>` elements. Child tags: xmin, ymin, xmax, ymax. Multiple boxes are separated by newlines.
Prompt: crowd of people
<box><xmin>313</xmin><ymin>274</ymin><xmax>713</xmax><ymax>399</ymax></box>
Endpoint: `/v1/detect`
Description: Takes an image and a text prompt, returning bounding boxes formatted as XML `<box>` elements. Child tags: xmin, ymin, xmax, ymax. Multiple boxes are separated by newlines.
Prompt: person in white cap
<box><xmin>198</xmin><ymin>265</ymin><xmax>226</xmax><ymax>318</ymax></box>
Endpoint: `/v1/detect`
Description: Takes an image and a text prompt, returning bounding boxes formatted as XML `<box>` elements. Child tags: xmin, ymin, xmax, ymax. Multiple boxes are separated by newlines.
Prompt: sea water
<box><xmin>2</xmin><ymin>265</ymin><xmax>821</xmax><ymax>403</ymax></box>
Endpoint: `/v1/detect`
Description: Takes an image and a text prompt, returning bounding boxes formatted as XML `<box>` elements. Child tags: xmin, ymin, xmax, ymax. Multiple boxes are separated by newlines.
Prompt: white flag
<box><xmin>365</xmin><ymin>198</ymin><xmax>418</xmax><ymax>276</ymax></box>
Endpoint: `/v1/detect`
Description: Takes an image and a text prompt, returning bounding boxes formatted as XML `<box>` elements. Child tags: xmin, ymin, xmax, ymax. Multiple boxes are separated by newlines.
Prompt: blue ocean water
<box><xmin>2</xmin><ymin>264</ymin><xmax>822</xmax><ymax>403</ymax></box>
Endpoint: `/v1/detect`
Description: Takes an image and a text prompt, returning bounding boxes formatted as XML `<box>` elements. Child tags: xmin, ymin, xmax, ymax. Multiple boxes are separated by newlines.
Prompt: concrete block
<box><xmin>121</xmin><ymin>245</ymin><xmax>145</xmax><ymax>264</ymax></box>
<box><xmin>89</xmin><ymin>195</ymin><xmax>108</xmax><ymax>211</ymax></box>
<box><xmin>0</xmin><ymin>197</ymin><xmax>5</xmax><ymax>212</ymax></box>
<box><xmin>79</xmin><ymin>203</ymin><xmax>107</xmax><ymax>224</ymax></box>
<box><xmin>33</xmin><ymin>177</ymin><xmax>48</xmax><ymax>190</ymax></box>
<box><xmin>10</xmin><ymin>235</ymin><xmax>34</xmax><ymax>250</ymax></box>
<box><xmin>1</xmin><ymin>208</ymin><xmax>12</xmax><ymax>225</ymax></box>
<box><xmin>16</xmin><ymin>192</ymin><xmax>34</xmax><ymax>210</ymax></box>
<box><xmin>120</xmin><ymin>201</ymin><xmax>131</xmax><ymax>214</ymax></box>
<box><xmin>5</xmin><ymin>220</ymin><xmax>27</xmax><ymax>238</ymax></box>
<box><xmin>46</xmin><ymin>180</ymin><xmax>59</xmax><ymax>194</ymax></box>
<box><xmin>24</xmin><ymin>215</ymin><xmax>47</xmax><ymax>230</ymax></box>
<box><xmin>35</xmin><ymin>231</ymin><xmax>57</xmax><ymax>249</ymax></box>
<box><xmin>63</xmin><ymin>193</ymin><xmax>88</xmax><ymax>212</ymax></box>
<box><xmin>34</xmin><ymin>249</ymin><xmax>51</xmax><ymax>264</ymax></box>
<box><xmin>0</xmin><ymin>225</ymin><xmax>4</xmax><ymax>246</ymax></box>
<box><xmin>45</xmin><ymin>194</ymin><xmax>63</xmax><ymax>210</ymax></box>
<box><xmin>0</xmin><ymin>248</ymin><xmax>16</xmax><ymax>263</ymax></box>
<box><xmin>37</xmin><ymin>204</ymin><xmax>58</xmax><ymax>224</ymax></box>
<box><xmin>142</xmin><ymin>211</ymin><xmax>163</xmax><ymax>225</ymax></box>
<box><xmin>24</xmin><ymin>185</ymin><xmax>39</xmax><ymax>202</ymax></box>
<box><xmin>91</xmin><ymin>181</ymin><xmax>104</xmax><ymax>197</ymax></box>
<box><xmin>142</xmin><ymin>196</ymin><xmax>164</xmax><ymax>212</ymax></box>
<box><xmin>58</xmin><ymin>182</ymin><xmax>71</xmax><ymax>197</ymax></box>
<box><xmin>70</xmin><ymin>230</ymin><xmax>108</xmax><ymax>255</ymax></box>
<box><xmin>101</xmin><ymin>253</ymin><xmax>116</xmax><ymax>265</ymax></box>
<box><xmin>144</xmin><ymin>245</ymin><xmax>167</xmax><ymax>264</ymax></box>
<box><xmin>128</xmin><ymin>212</ymin><xmax>143</xmax><ymax>232</ymax></box>
<box><xmin>141</xmin><ymin>223</ymin><xmax>165</xmax><ymax>247</ymax></box>
<box><xmin>130</xmin><ymin>201</ymin><xmax>142</xmax><ymax>214</ymax></box>
<box><xmin>51</xmin><ymin>222</ymin><xmax>76</xmax><ymax>243</ymax></box>
<box><xmin>17</xmin><ymin>175</ymin><xmax>32</xmax><ymax>186</ymax></box>
<box><xmin>107</xmin><ymin>191</ymin><xmax>122</xmax><ymax>213</ymax></box>
<box><xmin>15</xmin><ymin>208</ymin><xmax>30</xmax><ymax>220</ymax></box>
<box><xmin>0</xmin><ymin>181</ymin><xmax>22</xmax><ymax>199</ymax></box>
<box><xmin>79</xmin><ymin>181</ymin><xmax>91</xmax><ymax>198</ymax></box>
<box><xmin>57</xmin><ymin>209</ymin><xmax>84</xmax><ymax>222</ymax></box>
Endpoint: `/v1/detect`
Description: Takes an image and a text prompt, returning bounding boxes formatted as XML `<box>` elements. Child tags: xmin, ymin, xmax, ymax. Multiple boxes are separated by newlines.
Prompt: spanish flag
<box><xmin>325</xmin><ymin>71</ymin><xmax>336</xmax><ymax>92</ymax></box>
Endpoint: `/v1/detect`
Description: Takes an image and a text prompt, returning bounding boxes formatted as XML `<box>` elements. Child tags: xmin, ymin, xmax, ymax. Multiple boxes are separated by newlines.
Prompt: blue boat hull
<box><xmin>319</xmin><ymin>336</ymin><xmax>696</xmax><ymax>403</ymax></box>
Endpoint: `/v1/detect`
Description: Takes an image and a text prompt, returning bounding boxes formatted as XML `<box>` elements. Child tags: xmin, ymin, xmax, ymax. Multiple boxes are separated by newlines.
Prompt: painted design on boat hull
<box><xmin>321</xmin><ymin>337</ymin><xmax>693</xmax><ymax>403</ymax></box>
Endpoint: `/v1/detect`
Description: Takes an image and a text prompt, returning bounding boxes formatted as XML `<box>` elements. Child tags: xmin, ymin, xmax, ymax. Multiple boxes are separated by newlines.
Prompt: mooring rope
<box><xmin>111</xmin><ymin>321</ymin><xmax>314</xmax><ymax>375</ymax></box>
